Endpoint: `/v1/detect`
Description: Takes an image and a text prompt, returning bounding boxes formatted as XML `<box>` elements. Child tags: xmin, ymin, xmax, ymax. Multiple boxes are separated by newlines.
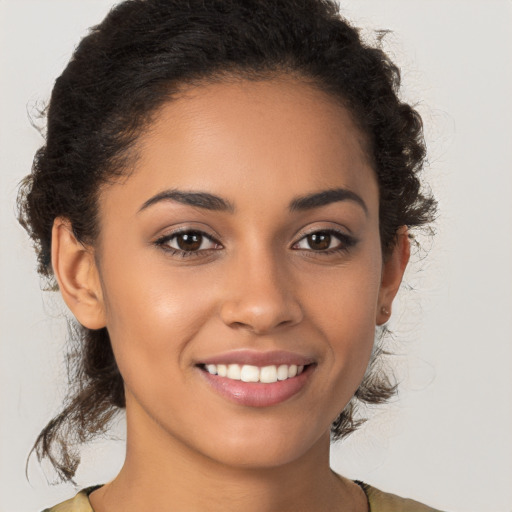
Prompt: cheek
<box><xmin>98</xmin><ymin>257</ymin><xmax>218</xmax><ymax>388</ymax></box>
<box><xmin>301</xmin><ymin>250</ymin><xmax>382</xmax><ymax>391</ymax></box>
<box><xmin>304</xmin><ymin>252</ymin><xmax>382</xmax><ymax>339</ymax></box>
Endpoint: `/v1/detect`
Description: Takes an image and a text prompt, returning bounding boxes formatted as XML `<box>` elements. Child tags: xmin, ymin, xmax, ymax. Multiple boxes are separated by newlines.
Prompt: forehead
<box><xmin>101</xmin><ymin>78</ymin><xmax>378</xmax><ymax>217</ymax></box>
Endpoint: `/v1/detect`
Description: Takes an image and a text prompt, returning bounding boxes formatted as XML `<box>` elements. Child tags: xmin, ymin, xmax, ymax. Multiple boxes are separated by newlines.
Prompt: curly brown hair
<box><xmin>18</xmin><ymin>0</ymin><xmax>436</xmax><ymax>482</ymax></box>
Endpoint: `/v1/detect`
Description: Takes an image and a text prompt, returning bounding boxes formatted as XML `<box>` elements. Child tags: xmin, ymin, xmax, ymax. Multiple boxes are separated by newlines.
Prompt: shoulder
<box><xmin>361</xmin><ymin>482</ymin><xmax>445</xmax><ymax>512</ymax></box>
<box><xmin>40</xmin><ymin>481</ymin><xmax>445</xmax><ymax>512</ymax></box>
<box><xmin>41</xmin><ymin>486</ymin><xmax>100</xmax><ymax>512</ymax></box>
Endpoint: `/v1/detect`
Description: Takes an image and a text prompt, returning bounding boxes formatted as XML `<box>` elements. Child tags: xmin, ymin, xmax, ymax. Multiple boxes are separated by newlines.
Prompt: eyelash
<box><xmin>292</xmin><ymin>228</ymin><xmax>357</xmax><ymax>255</ymax></box>
<box><xmin>154</xmin><ymin>229</ymin><xmax>222</xmax><ymax>258</ymax></box>
<box><xmin>154</xmin><ymin>228</ymin><xmax>357</xmax><ymax>258</ymax></box>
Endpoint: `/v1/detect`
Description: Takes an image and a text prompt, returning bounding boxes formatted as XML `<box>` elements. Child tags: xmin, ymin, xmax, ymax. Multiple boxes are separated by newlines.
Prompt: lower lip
<box><xmin>199</xmin><ymin>365</ymin><xmax>314</xmax><ymax>407</ymax></box>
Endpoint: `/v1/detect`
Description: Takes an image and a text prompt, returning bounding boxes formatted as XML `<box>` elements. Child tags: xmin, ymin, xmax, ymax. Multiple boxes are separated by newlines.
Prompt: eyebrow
<box><xmin>289</xmin><ymin>188</ymin><xmax>368</xmax><ymax>215</ymax></box>
<box><xmin>139</xmin><ymin>189</ymin><xmax>235</xmax><ymax>213</ymax></box>
<box><xmin>138</xmin><ymin>187</ymin><xmax>367</xmax><ymax>215</ymax></box>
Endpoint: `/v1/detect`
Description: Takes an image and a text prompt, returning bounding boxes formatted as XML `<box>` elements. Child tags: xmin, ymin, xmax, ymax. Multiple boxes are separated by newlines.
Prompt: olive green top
<box><xmin>42</xmin><ymin>483</ymin><xmax>444</xmax><ymax>512</ymax></box>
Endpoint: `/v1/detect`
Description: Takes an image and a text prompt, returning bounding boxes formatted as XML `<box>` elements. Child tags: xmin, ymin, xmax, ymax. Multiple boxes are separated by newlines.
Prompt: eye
<box><xmin>156</xmin><ymin>230</ymin><xmax>221</xmax><ymax>255</ymax></box>
<box><xmin>293</xmin><ymin>229</ymin><xmax>355</xmax><ymax>253</ymax></box>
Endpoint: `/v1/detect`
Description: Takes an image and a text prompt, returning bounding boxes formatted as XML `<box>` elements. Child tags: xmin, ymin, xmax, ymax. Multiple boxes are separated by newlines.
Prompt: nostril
<box><xmin>219</xmin><ymin>289</ymin><xmax>304</xmax><ymax>334</ymax></box>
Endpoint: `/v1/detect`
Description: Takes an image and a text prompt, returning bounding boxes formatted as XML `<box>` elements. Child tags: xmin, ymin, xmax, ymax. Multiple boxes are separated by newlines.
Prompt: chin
<box><xmin>183</xmin><ymin>416</ymin><xmax>331</xmax><ymax>471</ymax></box>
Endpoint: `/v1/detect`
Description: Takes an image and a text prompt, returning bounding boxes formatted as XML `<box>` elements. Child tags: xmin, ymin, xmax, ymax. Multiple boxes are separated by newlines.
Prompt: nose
<box><xmin>219</xmin><ymin>249</ymin><xmax>304</xmax><ymax>334</ymax></box>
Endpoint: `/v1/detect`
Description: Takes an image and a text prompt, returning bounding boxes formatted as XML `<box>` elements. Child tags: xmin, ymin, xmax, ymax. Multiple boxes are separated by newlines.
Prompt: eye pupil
<box><xmin>307</xmin><ymin>232</ymin><xmax>331</xmax><ymax>250</ymax></box>
<box><xmin>177</xmin><ymin>232</ymin><xmax>202</xmax><ymax>251</ymax></box>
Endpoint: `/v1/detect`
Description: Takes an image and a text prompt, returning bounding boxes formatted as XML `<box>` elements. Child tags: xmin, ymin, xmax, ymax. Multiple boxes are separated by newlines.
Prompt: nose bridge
<box><xmin>219</xmin><ymin>242</ymin><xmax>303</xmax><ymax>333</ymax></box>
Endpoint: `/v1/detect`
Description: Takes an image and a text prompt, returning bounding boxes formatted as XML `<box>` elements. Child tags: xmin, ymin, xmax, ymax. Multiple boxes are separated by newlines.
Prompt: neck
<box><xmin>89</xmin><ymin>395</ymin><xmax>363</xmax><ymax>512</ymax></box>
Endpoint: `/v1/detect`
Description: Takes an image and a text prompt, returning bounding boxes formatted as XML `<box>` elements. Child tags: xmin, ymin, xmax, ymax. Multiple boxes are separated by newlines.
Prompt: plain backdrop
<box><xmin>1</xmin><ymin>1</ymin><xmax>511</xmax><ymax>511</ymax></box>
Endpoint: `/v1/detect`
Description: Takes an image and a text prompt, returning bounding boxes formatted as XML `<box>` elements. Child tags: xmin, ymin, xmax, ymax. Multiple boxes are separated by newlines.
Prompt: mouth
<box><xmin>196</xmin><ymin>351</ymin><xmax>316</xmax><ymax>407</ymax></box>
<box><xmin>198</xmin><ymin>363</ymin><xmax>307</xmax><ymax>383</ymax></box>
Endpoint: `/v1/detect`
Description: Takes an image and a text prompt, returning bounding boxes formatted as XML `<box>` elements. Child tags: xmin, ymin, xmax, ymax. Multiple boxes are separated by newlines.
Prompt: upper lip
<box><xmin>198</xmin><ymin>349</ymin><xmax>315</xmax><ymax>367</ymax></box>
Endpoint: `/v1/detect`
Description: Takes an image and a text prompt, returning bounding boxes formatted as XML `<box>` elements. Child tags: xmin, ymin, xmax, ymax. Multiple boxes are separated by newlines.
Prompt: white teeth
<box><xmin>227</xmin><ymin>364</ymin><xmax>241</xmax><ymax>380</ymax></box>
<box><xmin>259</xmin><ymin>365</ymin><xmax>278</xmax><ymax>383</ymax></box>
<box><xmin>205</xmin><ymin>364</ymin><xmax>217</xmax><ymax>375</ymax></box>
<box><xmin>204</xmin><ymin>363</ymin><xmax>306</xmax><ymax>383</ymax></box>
<box><xmin>240</xmin><ymin>365</ymin><xmax>260</xmax><ymax>382</ymax></box>
<box><xmin>277</xmin><ymin>364</ymin><xmax>289</xmax><ymax>381</ymax></box>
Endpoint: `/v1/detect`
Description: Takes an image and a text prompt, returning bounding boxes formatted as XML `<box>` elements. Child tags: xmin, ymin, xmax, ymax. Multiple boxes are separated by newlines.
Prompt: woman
<box><xmin>17</xmin><ymin>0</ymin><xmax>440</xmax><ymax>510</ymax></box>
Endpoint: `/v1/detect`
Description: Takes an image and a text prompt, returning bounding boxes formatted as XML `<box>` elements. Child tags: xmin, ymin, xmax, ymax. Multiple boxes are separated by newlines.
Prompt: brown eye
<box><xmin>306</xmin><ymin>232</ymin><xmax>331</xmax><ymax>251</ymax></box>
<box><xmin>293</xmin><ymin>229</ymin><xmax>355</xmax><ymax>253</ymax></box>
<box><xmin>157</xmin><ymin>230</ymin><xmax>220</xmax><ymax>254</ymax></box>
<box><xmin>176</xmin><ymin>232</ymin><xmax>203</xmax><ymax>251</ymax></box>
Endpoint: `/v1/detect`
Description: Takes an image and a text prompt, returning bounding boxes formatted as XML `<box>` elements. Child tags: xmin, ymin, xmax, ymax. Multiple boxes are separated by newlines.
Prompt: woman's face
<box><xmin>83</xmin><ymin>78</ymin><xmax>402</xmax><ymax>468</ymax></box>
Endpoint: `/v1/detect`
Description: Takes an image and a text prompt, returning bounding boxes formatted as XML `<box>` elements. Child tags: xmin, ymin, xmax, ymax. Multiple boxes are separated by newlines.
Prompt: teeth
<box><xmin>259</xmin><ymin>365</ymin><xmax>277</xmax><ymax>383</ymax></box>
<box><xmin>240</xmin><ymin>365</ymin><xmax>260</xmax><ymax>382</ymax></box>
<box><xmin>227</xmin><ymin>364</ymin><xmax>241</xmax><ymax>380</ymax></box>
<box><xmin>277</xmin><ymin>364</ymin><xmax>289</xmax><ymax>381</ymax></box>
<box><xmin>205</xmin><ymin>364</ymin><xmax>217</xmax><ymax>375</ymax></box>
<box><xmin>203</xmin><ymin>363</ymin><xmax>306</xmax><ymax>383</ymax></box>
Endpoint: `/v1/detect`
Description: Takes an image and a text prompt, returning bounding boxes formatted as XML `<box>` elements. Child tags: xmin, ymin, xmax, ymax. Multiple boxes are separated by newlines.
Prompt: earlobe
<box><xmin>376</xmin><ymin>226</ymin><xmax>410</xmax><ymax>325</ymax></box>
<box><xmin>51</xmin><ymin>218</ymin><xmax>106</xmax><ymax>329</ymax></box>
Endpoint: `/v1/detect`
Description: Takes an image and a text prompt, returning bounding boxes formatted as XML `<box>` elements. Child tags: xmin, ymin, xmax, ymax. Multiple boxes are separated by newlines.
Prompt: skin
<box><xmin>52</xmin><ymin>77</ymin><xmax>409</xmax><ymax>512</ymax></box>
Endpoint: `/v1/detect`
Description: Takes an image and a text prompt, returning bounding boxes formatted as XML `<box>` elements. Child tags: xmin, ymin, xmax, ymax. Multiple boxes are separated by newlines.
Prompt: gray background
<box><xmin>1</xmin><ymin>1</ymin><xmax>511</xmax><ymax>510</ymax></box>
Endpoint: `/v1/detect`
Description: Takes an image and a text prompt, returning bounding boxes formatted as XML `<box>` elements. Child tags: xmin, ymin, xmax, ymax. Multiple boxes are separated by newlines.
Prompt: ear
<box><xmin>376</xmin><ymin>226</ymin><xmax>411</xmax><ymax>325</ymax></box>
<box><xmin>51</xmin><ymin>217</ymin><xmax>106</xmax><ymax>329</ymax></box>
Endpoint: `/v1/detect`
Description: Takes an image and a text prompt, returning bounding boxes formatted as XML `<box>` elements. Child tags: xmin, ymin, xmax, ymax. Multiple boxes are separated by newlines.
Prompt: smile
<box><xmin>203</xmin><ymin>363</ymin><xmax>305</xmax><ymax>383</ymax></box>
<box><xmin>197</xmin><ymin>354</ymin><xmax>315</xmax><ymax>407</ymax></box>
